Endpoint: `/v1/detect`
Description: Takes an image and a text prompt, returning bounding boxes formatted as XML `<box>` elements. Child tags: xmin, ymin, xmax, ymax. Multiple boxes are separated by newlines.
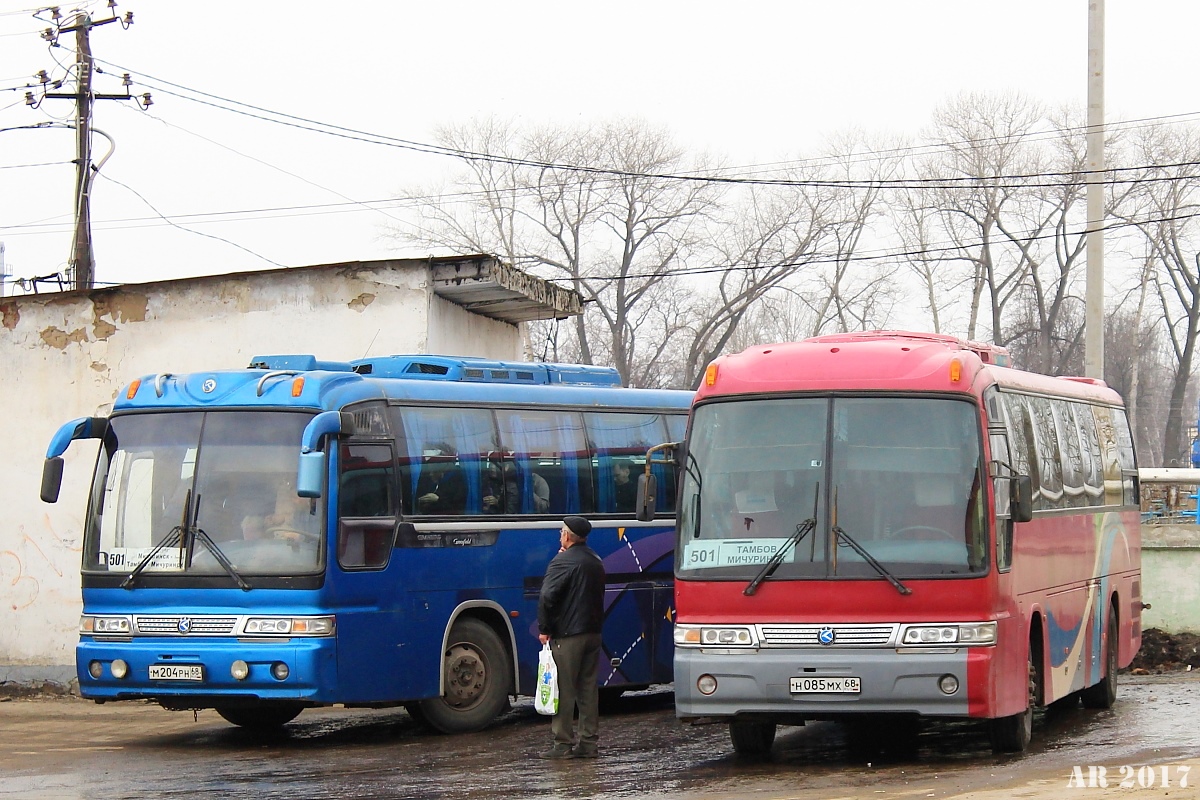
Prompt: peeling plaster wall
<box><xmin>0</xmin><ymin>261</ymin><xmax>522</xmax><ymax>682</ymax></box>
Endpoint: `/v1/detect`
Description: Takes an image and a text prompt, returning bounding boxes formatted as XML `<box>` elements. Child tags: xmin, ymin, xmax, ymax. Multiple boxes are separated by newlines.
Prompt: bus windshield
<box><xmin>677</xmin><ymin>396</ymin><xmax>987</xmax><ymax>581</ymax></box>
<box><xmin>84</xmin><ymin>411</ymin><xmax>323</xmax><ymax>578</ymax></box>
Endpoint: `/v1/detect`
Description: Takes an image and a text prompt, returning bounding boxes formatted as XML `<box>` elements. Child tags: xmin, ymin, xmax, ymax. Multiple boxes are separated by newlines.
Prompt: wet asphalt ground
<box><xmin>3</xmin><ymin>673</ymin><xmax>1200</xmax><ymax>799</ymax></box>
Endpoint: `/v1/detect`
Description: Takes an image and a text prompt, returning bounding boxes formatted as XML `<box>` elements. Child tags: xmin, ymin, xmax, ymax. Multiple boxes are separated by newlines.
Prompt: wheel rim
<box><xmin>1107</xmin><ymin>612</ymin><xmax>1118</xmax><ymax>679</ymax></box>
<box><xmin>443</xmin><ymin>641</ymin><xmax>489</xmax><ymax>710</ymax></box>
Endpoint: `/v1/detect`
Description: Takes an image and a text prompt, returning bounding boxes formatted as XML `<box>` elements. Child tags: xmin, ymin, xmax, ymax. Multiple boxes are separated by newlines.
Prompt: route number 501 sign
<box><xmin>682</xmin><ymin>539</ymin><xmax>792</xmax><ymax>569</ymax></box>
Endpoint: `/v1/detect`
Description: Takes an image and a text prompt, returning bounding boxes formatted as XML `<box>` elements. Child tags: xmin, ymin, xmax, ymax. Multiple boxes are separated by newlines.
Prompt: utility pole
<box><xmin>33</xmin><ymin>5</ymin><xmax>140</xmax><ymax>291</ymax></box>
<box><xmin>68</xmin><ymin>13</ymin><xmax>95</xmax><ymax>290</ymax></box>
<box><xmin>1084</xmin><ymin>0</ymin><xmax>1105</xmax><ymax>379</ymax></box>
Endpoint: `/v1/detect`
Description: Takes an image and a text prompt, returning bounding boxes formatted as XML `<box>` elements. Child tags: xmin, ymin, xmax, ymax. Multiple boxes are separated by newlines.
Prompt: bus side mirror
<box><xmin>297</xmin><ymin>410</ymin><xmax>358</xmax><ymax>498</ymax></box>
<box><xmin>297</xmin><ymin>452</ymin><xmax>325</xmax><ymax>498</ymax></box>
<box><xmin>40</xmin><ymin>457</ymin><xmax>64</xmax><ymax>504</ymax></box>
<box><xmin>1011</xmin><ymin>475</ymin><xmax>1033</xmax><ymax>523</ymax></box>
<box><xmin>636</xmin><ymin>473</ymin><xmax>657</xmax><ymax>522</ymax></box>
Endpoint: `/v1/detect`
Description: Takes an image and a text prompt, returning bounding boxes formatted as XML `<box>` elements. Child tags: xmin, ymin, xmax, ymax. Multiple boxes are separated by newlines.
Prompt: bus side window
<box><xmin>389</xmin><ymin>406</ymin><xmax>498</xmax><ymax>517</ymax></box>
<box><xmin>584</xmin><ymin>411</ymin><xmax>677</xmax><ymax>514</ymax></box>
<box><xmin>497</xmin><ymin>408</ymin><xmax>589</xmax><ymax>515</ymax></box>
<box><xmin>990</xmin><ymin>431</ymin><xmax>1014</xmax><ymax>571</ymax></box>
<box><xmin>337</xmin><ymin>443</ymin><xmax>396</xmax><ymax>570</ymax></box>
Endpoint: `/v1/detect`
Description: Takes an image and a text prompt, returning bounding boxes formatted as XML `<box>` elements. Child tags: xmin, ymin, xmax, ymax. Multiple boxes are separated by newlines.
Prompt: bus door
<box><xmin>329</xmin><ymin>441</ymin><xmax>414</xmax><ymax>702</ymax></box>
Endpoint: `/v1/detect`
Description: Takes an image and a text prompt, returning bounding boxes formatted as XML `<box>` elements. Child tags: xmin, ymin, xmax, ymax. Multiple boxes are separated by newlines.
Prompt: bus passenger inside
<box><xmin>417</xmin><ymin>444</ymin><xmax>468</xmax><ymax>514</ymax></box>
<box><xmin>263</xmin><ymin>485</ymin><xmax>320</xmax><ymax>543</ymax></box>
<box><xmin>612</xmin><ymin>460</ymin><xmax>637</xmax><ymax>512</ymax></box>
<box><xmin>481</xmin><ymin>461</ymin><xmax>549</xmax><ymax>514</ymax></box>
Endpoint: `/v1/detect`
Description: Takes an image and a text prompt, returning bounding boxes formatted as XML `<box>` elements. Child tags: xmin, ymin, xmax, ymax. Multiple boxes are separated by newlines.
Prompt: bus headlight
<box><xmin>243</xmin><ymin>616</ymin><xmax>335</xmax><ymax>637</ymax></box>
<box><xmin>110</xmin><ymin>659</ymin><xmax>129</xmax><ymax>679</ymax></box>
<box><xmin>231</xmin><ymin>660</ymin><xmax>250</xmax><ymax>681</ymax></box>
<box><xmin>900</xmin><ymin>621</ymin><xmax>996</xmax><ymax>646</ymax></box>
<box><xmin>674</xmin><ymin>625</ymin><xmax>757</xmax><ymax>647</ymax></box>
<box><xmin>80</xmin><ymin>615</ymin><xmax>132</xmax><ymax>635</ymax></box>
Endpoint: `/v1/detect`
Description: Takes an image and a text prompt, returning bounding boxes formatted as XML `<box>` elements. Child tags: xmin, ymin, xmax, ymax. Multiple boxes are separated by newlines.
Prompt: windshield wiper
<box><xmin>186</xmin><ymin>524</ymin><xmax>251</xmax><ymax>590</ymax></box>
<box><xmin>121</xmin><ymin>491</ymin><xmax>251</xmax><ymax>591</ymax></box>
<box><xmin>744</xmin><ymin>484</ymin><xmax>819</xmax><ymax>596</ymax></box>
<box><xmin>122</xmin><ymin>489</ymin><xmax>191</xmax><ymax>590</ymax></box>
<box><xmin>189</xmin><ymin>494</ymin><xmax>251</xmax><ymax>591</ymax></box>
<box><xmin>831</xmin><ymin>487</ymin><xmax>911</xmax><ymax>596</ymax></box>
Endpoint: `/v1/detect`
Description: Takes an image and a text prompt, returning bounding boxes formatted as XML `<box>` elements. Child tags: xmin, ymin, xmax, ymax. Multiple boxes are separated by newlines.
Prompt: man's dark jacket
<box><xmin>537</xmin><ymin>543</ymin><xmax>605</xmax><ymax>638</ymax></box>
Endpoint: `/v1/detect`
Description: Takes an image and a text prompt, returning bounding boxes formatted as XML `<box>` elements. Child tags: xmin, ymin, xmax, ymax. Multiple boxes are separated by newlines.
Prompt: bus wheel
<box><xmin>216</xmin><ymin>703</ymin><xmax>303</xmax><ymax>730</ymax></box>
<box><xmin>729</xmin><ymin>720</ymin><xmax>776</xmax><ymax>756</ymax></box>
<box><xmin>598</xmin><ymin>687</ymin><xmax>624</xmax><ymax>714</ymax></box>
<box><xmin>417</xmin><ymin>618</ymin><xmax>513</xmax><ymax>734</ymax></box>
<box><xmin>989</xmin><ymin>645</ymin><xmax>1038</xmax><ymax>753</ymax></box>
<box><xmin>1080</xmin><ymin>606</ymin><xmax>1119</xmax><ymax>710</ymax></box>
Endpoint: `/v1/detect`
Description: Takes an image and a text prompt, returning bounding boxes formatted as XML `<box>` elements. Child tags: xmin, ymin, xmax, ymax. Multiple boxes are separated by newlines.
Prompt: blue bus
<box><xmin>41</xmin><ymin>354</ymin><xmax>691</xmax><ymax>732</ymax></box>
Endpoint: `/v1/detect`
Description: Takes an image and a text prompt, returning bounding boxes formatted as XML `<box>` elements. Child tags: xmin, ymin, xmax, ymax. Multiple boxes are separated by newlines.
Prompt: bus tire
<box><xmin>216</xmin><ymin>703</ymin><xmax>303</xmax><ymax>730</ymax></box>
<box><xmin>989</xmin><ymin>642</ymin><xmax>1039</xmax><ymax>753</ymax></box>
<box><xmin>416</xmin><ymin>617</ymin><xmax>513</xmax><ymax>734</ymax></box>
<box><xmin>1080</xmin><ymin>605</ymin><xmax>1119</xmax><ymax>710</ymax></box>
<box><xmin>598</xmin><ymin>687</ymin><xmax>625</xmax><ymax>714</ymax></box>
<box><xmin>729</xmin><ymin>720</ymin><xmax>776</xmax><ymax>756</ymax></box>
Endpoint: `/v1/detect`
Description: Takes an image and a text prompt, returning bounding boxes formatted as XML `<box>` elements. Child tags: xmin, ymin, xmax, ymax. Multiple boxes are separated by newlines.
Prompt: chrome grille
<box><xmin>757</xmin><ymin>624</ymin><xmax>897</xmax><ymax>647</ymax></box>
<box><xmin>135</xmin><ymin>616</ymin><xmax>238</xmax><ymax>635</ymax></box>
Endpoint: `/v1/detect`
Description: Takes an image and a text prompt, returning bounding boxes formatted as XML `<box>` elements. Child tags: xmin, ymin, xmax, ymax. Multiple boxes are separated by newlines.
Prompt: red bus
<box><xmin>642</xmin><ymin>331</ymin><xmax>1141</xmax><ymax>755</ymax></box>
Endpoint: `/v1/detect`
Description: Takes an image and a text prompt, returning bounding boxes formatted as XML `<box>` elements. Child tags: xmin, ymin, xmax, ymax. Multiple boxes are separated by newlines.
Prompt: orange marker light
<box><xmin>125</xmin><ymin>379</ymin><xmax>141</xmax><ymax>399</ymax></box>
<box><xmin>291</xmin><ymin>377</ymin><xmax>305</xmax><ymax>397</ymax></box>
<box><xmin>949</xmin><ymin>358</ymin><xmax>962</xmax><ymax>383</ymax></box>
<box><xmin>705</xmin><ymin>364</ymin><xmax>719</xmax><ymax>386</ymax></box>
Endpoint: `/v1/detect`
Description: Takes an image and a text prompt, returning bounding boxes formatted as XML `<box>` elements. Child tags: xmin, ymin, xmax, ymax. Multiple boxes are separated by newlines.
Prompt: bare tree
<box><xmin>1115</xmin><ymin>124</ymin><xmax>1200</xmax><ymax>464</ymax></box>
<box><xmin>674</xmin><ymin>165</ymin><xmax>840</xmax><ymax>387</ymax></box>
<box><xmin>909</xmin><ymin>92</ymin><xmax>1046</xmax><ymax>345</ymax></box>
<box><xmin>394</xmin><ymin>117</ymin><xmax>722</xmax><ymax>387</ymax></box>
<box><xmin>1104</xmin><ymin>306</ymin><xmax>1172</xmax><ymax>466</ymax></box>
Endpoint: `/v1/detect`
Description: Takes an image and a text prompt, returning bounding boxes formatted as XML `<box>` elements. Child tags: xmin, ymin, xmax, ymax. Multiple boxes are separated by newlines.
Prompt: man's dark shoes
<box><xmin>538</xmin><ymin>743</ymin><xmax>574</xmax><ymax>759</ymax></box>
<box><xmin>570</xmin><ymin>743</ymin><xmax>598</xmax><ymax>758</ymax></box>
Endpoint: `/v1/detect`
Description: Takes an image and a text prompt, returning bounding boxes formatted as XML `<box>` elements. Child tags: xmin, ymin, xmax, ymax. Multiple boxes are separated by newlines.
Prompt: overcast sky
<box><xmin>2</xmin><ymin>1</ymin><xmax>1199</xmax><ymax>291</ymax></box>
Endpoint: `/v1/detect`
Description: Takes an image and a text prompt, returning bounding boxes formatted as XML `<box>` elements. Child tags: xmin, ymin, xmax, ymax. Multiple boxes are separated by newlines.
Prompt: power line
<box><xmin>547</xmin><ymin>209</ymin><xmax>1200</xmax><ymax>286</ymax></box>
<box><xmin>98</xmin><ymin>60</ymin><xmax>1200</xmax><ymax>192</ymax></box>
<box><xmin>96</xmin><ymin>171</ymin><xmax>286</xmax><ymax>268</ymax></box>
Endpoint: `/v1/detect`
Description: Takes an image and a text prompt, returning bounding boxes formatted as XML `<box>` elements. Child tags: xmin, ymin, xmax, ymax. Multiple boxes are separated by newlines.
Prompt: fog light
<box><xmin>231</xmin><ymin>660</ymin><xmax>250</xmax><ymax>681</ymax></box>
<box><xmin>271</xmin><ymin>662</ymin><xmax>289</xmax><ymax>681</ymax></box>
<box><xmin>938</xmin><ymin>674</ymin><xmax>960</xmax><ymax>695</ymax></box>
<box><xmin>111</xmin><ymin>659</ymin><xmax>129</xmax><ymax>679</ymax></box>
<box><xmin>88</xmin><ymin>660</ymin><xmax>103</xmax><ymax>679</ymax></box>
<box><xmin>697</xmin><ymin>674</ymin><xmax>718</xmax><ymax>695</ymax></box>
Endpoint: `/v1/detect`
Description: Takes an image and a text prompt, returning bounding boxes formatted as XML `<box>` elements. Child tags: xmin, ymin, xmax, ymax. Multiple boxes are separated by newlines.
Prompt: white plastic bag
<box><xmin>534</xmin><ymin>642</ymin><xmax>559</xmax><ymax>715</ymax></box>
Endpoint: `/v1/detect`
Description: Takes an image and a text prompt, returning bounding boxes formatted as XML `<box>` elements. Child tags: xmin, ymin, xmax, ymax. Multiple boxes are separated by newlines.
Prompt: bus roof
<box><xmin>111</xmin><ymin>354</ymin><xmax>693</xmax><ymax>414</ymax></box>
<box><xmin>697</xmin><ymin>331</ymin><xmax>1123</xmax><ymax>406</ymax></box>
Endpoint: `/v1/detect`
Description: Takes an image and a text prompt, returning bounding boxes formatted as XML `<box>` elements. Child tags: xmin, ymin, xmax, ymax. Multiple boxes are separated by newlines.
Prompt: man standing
<box><xmin>537</xmin><ymin>515</ymin><xmax>605</xmax><ymax>759</ymax></box>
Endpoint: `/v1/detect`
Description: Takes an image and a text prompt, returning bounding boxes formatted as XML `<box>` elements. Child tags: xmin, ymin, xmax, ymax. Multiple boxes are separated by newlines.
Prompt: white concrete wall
<box><xmin>0</xmin><ymin>260</ymin><xmax>522</xmax><ymax>684</ymax></box>
<box><xmin>1140</xmin><ymin>525</ymin><xmax>1200</xmax><ymax>635</ymax></box>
